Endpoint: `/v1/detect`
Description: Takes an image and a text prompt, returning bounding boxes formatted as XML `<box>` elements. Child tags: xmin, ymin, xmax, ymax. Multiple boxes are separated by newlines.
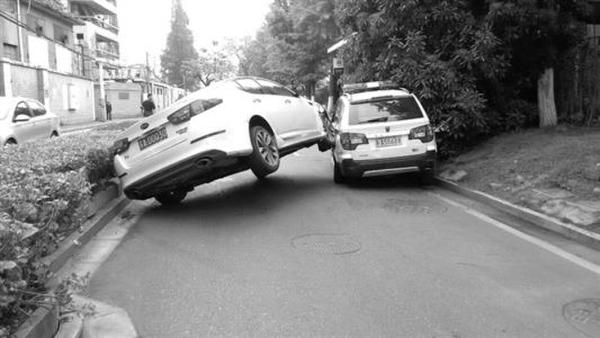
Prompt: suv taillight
<box><xmin>340</xmin><ymin>133</ymin><xmax>369</xmax><ymax>150</ymax></box>
<box><xmin>409</xmin><ymin>124</ymin><xmax>434</xmax><ymax>143</ymax></box>
<box><xmin>111</xmin><ymin>138</ymin><xmax>130</xmax><ymax>155</ymax></box>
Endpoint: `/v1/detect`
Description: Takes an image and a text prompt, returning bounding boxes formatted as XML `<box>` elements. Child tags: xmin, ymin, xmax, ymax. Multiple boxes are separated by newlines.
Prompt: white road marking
<box><xmin>431</xmin><ymin>192</ymin><xmax>600</xmax><ymax>276</ymax></box>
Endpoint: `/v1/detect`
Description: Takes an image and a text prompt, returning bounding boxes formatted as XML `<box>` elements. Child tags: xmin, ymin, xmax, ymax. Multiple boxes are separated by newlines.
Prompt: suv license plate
<box><xmin>376</xmin><ymin>136</ymin><xmax>402</xmax><ymax>148</ymax></box>
<box><xmin>138</xmin><ymin>127</ymin><xmax>168</xmax><ymax>150</ymax></box>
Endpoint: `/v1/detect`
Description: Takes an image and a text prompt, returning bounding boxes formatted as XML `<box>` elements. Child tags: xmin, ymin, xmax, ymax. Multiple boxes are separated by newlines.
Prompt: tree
<box><xmin>336</xmin><ymin>0</ymin><xmax>506</xmax><ymax>155</ymax></box>
<box><xmin>181</xmin><ymin>46</ymin><xmax>236</xmax><ymax>90</ymax></box>
<box><xmin>486</xmin><ymin>1</ymin><xmax>588</xmax><ymax>127</ymax></box>
<box><xmin>160</xmin><ymin>0</ymin><xmax>199</xmax><ymax>90</ymax></box>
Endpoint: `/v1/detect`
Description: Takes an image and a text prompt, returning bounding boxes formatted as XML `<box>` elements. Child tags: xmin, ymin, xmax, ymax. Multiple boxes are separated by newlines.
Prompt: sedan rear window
<box><xmin>349</xmin><ymin>96</ymin><xmax>423</xmax><ymax>125</ymax></box>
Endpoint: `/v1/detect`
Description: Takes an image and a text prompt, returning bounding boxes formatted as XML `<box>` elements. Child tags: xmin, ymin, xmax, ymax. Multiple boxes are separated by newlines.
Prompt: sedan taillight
<box><xmin>111</xmin><ymin>138</ymin><xmax>130</xmax><ymax>155</ymax></box>
<box><xmin>408</xmin><ymin>124</ymin><xmax>434</xmax><ymax>143</ymax></box>
<box><xmin>340</xmin><ymin>133</ymin><xmax>369</xmax><ymax>150</ymax></box>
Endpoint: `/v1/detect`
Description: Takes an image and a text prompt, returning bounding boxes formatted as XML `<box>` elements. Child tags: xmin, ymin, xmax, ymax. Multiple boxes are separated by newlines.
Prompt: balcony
<box><xmin>78</xmin><ymin>15</ymin><xmax>119</xmax><ymax>34</ymax></box>
<box><xmin>70</xmin><ymin>0</ymin><xmax>116</xmax><ymax>15</ymax></box>
<box><xmin>96</xmin><ymin>48</ymin><xmax>119</xmax><ymax>60</ymax></box>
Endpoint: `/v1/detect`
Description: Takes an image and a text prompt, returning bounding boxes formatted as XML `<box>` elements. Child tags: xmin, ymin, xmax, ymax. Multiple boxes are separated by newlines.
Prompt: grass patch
<box><xmin>442</xmin><ymin>126</ymin><xmax>600</xmax><ymax>202</ymax></box>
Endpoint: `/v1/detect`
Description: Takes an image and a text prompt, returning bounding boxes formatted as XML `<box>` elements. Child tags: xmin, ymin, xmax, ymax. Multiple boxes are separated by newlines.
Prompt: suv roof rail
<box><xmin>342</xmin><ymin>81</ymin><xmax>409</xmax><ymax>94</ymax></box>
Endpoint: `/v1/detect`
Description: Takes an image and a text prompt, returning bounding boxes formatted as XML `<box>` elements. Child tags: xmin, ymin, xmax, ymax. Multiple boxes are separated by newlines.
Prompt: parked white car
<box><xmin>0</xmin><ymin>97</ymin><xmax>60</xmax><ymax>146</ymax></box>
<box><xmin>328</xmin><ymin>81</ymin><xmax>437</xmax><ymax>184</ymax></box>
<box><xmin>113</xmin><ymin>77</ymin><xmax>329</xmax><ymax>205</ymax></box>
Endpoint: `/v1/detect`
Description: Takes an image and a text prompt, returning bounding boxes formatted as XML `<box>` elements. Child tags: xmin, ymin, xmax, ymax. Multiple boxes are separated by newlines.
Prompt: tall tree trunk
<box><xmin>538</xmin><ymin>68</ymin><xmax>558</xmax><ymax>128</ymax></box>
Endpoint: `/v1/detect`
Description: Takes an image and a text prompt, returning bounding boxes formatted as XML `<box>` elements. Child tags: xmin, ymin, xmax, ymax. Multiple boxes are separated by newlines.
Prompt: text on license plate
<box><xmin>376</xmin><ymin>136</ymin><xmax>402</xmax><ymax>147</ymax></box>
<box><xmin>138</xmin><ymin>127</ymin><xmax>168</xmax><ymax>150</ymax></box>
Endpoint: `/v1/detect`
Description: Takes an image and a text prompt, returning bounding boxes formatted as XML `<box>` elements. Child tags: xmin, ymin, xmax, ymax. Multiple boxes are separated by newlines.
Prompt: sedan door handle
<box><xmin>284</xmin><ymin>99</ymin><xmax>292</xmax><ymax>104</ymax></box>
<box><xmin>253</xmin><ymin>98</ymin><xmax>261</xmax><ymax>104</ymax></box>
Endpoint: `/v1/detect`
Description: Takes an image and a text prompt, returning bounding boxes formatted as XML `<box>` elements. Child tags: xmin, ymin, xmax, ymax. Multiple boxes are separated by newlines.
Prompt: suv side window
<box><xmin>14</xmin><ymin>102</ymin><xmax>32</xmax><ymax>120</ymax></box>
<box><xmin>29</xmin><ymin>101</ymin><xmax>47</xmax><ymax>117</ymax></box>
<box><xmin>235</xmin><ymin>79</ymin><xmax>263</xmax><ymax>94</ymax></box>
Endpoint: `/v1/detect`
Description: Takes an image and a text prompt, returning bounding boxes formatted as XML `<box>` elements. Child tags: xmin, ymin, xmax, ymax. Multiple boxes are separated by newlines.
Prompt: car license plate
<box><xmin>138</xmin><ymin>127</ymin><xmax>168</xmax><ymax>150</ymax></box>
<box><xmin>376</xmin><ymin>136</ymin><xmax>402</xmax><ymax>148</ymax></box>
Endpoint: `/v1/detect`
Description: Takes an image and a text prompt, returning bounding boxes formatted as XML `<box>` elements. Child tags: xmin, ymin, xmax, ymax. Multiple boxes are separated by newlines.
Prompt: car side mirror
<box><xmin>14</xmin><ymin>114</ymin><xmax>30</xmax><ymax>123</ymax></box>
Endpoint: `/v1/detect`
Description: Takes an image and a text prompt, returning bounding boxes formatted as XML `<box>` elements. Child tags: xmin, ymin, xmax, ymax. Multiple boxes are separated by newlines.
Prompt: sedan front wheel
<box><xmin>249</xmin><ymin>125</ymin><xmax>279</xmax><ymax>179</ymax></box>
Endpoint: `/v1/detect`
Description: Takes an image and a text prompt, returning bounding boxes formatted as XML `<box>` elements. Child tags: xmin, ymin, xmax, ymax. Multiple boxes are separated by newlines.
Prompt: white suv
<box><xmin>328</xmin><ymin>82</ymin><xmax>437</xmax><ymax>184</ymax></box>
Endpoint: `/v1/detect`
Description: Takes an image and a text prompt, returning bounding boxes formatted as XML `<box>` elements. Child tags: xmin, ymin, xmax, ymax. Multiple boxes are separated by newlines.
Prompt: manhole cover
<box><xmin>292</xmin><ymin>234</ymin><xmax>361</xmax><ymax>255</ymax></box>
<box><xmin>383</xmin><ymin>199</ymin><xmax>448</xmax><ymax>214</ymax></box>
<box><xmin>563</xmin><ymin>299</ymin><xmax>600</xmax><ymax>337</ymax></box>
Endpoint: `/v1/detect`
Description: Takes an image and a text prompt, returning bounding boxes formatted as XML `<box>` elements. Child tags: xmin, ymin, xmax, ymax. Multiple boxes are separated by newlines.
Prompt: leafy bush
<box><xmin>0</xmin><ymin>128</ymin><xmax>121</xmax><ymax>334</ymax></box>
<box><xmin>337</xmin><ymin>0</ymin><xmax>507</xmax><ymax>157</ymax></box>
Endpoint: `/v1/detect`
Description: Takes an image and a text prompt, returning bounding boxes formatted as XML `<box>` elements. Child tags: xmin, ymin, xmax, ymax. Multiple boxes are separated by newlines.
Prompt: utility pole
<box><xmin>99</xmin><ymin>62</ymin><xmax>106</xmax><ymax>121</ymax></box>
<box><xmin>145</xmin><ymin>51</ymin><xmax>151</xmax><ymax>97</ymax></box>
<box><xmin>326</xmin><ymin>33</ymin><xmax>356</xmax><ymax>113</ymax></box>
<box><xmin>16</xmin><ymin>0</ymin><xmax>24</xmax><ymax>62</ymax></box>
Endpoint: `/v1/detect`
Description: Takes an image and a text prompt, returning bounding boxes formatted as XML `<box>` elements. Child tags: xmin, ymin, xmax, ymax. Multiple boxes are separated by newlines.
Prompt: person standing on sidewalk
<box><xmin>106</xmin><ymin>100</ymin><xmax>112</xmax><ymax>120</ymax></box>
<box><xmin>141</xmin><ymin>94</ymin><xmax>156</xmax><ymax>117</ymax></box>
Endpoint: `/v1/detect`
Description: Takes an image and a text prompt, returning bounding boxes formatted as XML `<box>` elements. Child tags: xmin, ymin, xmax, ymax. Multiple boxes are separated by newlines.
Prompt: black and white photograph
<box><xmin>1</xmin><ymin>0</ymin><xmax>600</xmax><ymax>337</ymax></box>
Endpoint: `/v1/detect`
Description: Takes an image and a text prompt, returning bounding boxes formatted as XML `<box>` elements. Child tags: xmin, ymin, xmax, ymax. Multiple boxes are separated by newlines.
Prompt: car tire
<box><xmin>333</xmin><ymin>160</ymin><xmax>345</xmax><ymax>184</ymax></box>
<box><xmin>249</xmin><ymin>125</ymin><xmax>279</xmax><ymax>179</ymax></box>
<box><xmin>419</xmin><ymin>168</ymin><xmax>435</xmax><ymax>185</ymax></box>
<box><xmin>155</xmin><ymin>190</ymin><xmax>187</xmax><ymax>206</ymax></box>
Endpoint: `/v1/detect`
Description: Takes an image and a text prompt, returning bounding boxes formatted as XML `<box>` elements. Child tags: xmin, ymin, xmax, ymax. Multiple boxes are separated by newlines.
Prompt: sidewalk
<box><xmin>60</xmin><ymin>118</ymin><xmax>141</xmax><ymax>134</ymax></box>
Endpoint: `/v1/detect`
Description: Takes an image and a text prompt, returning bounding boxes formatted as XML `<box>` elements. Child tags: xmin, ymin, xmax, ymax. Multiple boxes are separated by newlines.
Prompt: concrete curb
<box><xmin>435</xmin><ymin>177</ymin><xmax>600</xmax><ymax>250</ymax></box>
<box><xmin>40</xmin><ymin>193</ymin><xmax>130</xmax><ymax>274</ymax></box>
<box><xmin>13</xmin><ymin>187</ymin><xmax>130</xmax><ymax>338</ymax></box>
<box><xmin>13</xmin><ymin>294</ymin><xmax>58</xmax><ymax>338</ymax></box>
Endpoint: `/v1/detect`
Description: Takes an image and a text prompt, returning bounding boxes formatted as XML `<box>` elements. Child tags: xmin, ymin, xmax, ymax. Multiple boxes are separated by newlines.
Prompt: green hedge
<box><xmin>0</xmin><ymin>126</ymin><xmax>128</xmax><ymax>334</ymax></box>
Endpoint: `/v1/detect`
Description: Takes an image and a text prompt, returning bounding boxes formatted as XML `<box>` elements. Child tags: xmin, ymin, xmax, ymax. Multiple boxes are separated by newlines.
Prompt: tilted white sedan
<box><xmin>0</xmin><ymin>97</ymin><xmax>60</xmax><ymax>146</ymax></box>
<box><xmin>112</xmin><ymin>77</ymin><xmax>328</xmax><ymax>205</ymax></box>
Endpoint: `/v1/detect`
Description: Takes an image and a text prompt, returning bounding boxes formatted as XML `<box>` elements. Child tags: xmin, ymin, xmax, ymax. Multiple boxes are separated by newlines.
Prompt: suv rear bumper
<box><xmin>339</xmin><ymin>151</ymin><xmax>436</xmax><ymax>178</ymax></box>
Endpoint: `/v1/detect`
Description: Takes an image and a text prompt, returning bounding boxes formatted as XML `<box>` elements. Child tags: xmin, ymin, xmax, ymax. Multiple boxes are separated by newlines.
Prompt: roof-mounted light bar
<box><xmin>342</xmin><ymin>81</ymin><xmax>409</xmax><ymax>94</ymax></box>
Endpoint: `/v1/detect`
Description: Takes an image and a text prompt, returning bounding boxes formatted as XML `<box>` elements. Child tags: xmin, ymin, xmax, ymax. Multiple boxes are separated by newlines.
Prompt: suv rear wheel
<box><xmin>249</xmin><ymin>125</ymin><xmax>279</xmax><ymax>179</ymax></box>
<box><xmin>155</xmin><ymin>190</ymin><xmax>187</xmax><ymax>206</ymax></box>
<box><xmin>419</xmin><ymin>168</ymin><xmax>435</xmax><ymax>185</ymax></box>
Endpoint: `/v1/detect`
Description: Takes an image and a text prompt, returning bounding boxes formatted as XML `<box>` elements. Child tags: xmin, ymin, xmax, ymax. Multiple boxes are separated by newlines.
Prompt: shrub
<box><xmin>0</xmin><ymin>128</ymin><xmax>122</xmax><ymax>334</ymax></box>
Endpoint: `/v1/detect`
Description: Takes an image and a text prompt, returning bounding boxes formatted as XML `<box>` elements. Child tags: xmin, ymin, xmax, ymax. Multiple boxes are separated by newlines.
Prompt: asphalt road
<box><xmin>88</xmin><ymin>148</ymin><xmax>600</xmax><ymax>337</ymax></box>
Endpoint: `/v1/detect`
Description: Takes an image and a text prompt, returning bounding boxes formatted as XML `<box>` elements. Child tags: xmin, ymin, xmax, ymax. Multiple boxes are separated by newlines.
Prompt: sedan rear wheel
<box><xmin>249</xmin><ymin>125</ymin><xmax>279</xmax><ymax>179</ymax></box>
<box><xmin>155</xmin><ymin>190</ymin><xmax>187</xmax><ymax>206</ymax></box>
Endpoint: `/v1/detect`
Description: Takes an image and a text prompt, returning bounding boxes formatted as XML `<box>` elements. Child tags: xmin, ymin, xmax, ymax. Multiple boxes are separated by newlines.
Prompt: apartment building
<box><xmin>0</xmin><ymin>0</ymin><xmax>95</xmax><ymax>125</ymax></box>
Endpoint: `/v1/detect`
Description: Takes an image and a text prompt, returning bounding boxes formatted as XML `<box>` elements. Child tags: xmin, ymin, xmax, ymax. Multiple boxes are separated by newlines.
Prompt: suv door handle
<box><xmin>253</xmin><ymin>98</ymin><xmax>261</xmax><ymax>104</ymax></box>
<box><xmin>284</xmin><ymin>99</ymin><xmax>292</xmax><ymax>104</ymax></box>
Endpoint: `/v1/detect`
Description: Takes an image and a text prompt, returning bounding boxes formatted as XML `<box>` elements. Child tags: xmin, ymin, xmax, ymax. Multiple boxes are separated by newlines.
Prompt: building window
<box><xmin>54</xmin><ymin>25</ymin><xmax>70</xmax><ymax>45</ymax></box>
<box><xmin>118</xmin><ymin>92</ymin><xmax>130</xmax><ymax>100</ymax></box>
<box><xmin>3</xmin><ymin>43</ymin><xmax>19</xmax><ymax>61</ymax></box>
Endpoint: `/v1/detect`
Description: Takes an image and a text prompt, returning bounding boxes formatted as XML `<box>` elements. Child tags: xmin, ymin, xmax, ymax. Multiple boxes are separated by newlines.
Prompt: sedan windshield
<box><xmin>349</xmin><ymin>96</ymin><xmax>423</xmax><ymax>125</ymax></box>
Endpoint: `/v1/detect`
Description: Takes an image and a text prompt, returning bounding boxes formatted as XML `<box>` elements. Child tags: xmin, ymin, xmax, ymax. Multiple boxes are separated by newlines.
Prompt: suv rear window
<box><xmin>349</xmin><ymin>96</ymin><xmax>423</xmax><ymax>125</ymax></box>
